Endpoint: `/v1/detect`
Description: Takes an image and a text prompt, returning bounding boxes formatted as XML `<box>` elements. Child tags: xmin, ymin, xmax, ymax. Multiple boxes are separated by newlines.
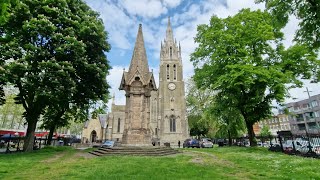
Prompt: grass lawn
<box><xmin>0</xmin><ymin>146</ymin><xmax>319</xmax><ymax>180</ymax></box>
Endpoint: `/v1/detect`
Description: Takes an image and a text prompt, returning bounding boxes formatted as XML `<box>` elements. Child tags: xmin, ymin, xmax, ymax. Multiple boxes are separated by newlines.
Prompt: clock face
<box><xmin>168</xmin><ymin>83</ymin><xmax>176</xmax><ymax>90</ymax></box>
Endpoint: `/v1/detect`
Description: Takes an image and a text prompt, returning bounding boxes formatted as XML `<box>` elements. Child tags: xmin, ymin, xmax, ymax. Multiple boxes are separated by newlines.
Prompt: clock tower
<box><xmin>157</xmin><ymin>17</ymin><xmax>189</xmax><ymax>145</ymax></box>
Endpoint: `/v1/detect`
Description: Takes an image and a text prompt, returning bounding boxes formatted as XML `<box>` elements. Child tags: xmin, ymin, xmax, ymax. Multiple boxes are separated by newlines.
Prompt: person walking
<box><xmin>178</xmin><ymin>140</ymin><xmax>181</xmax><ymax>148</ymax></box>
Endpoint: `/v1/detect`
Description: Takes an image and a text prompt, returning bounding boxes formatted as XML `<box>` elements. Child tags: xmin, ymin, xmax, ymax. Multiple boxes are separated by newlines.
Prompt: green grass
<box><xmin>0</xmin><ymin>146</ymin><xmax>319</xmax><ymax>180</ymax></box>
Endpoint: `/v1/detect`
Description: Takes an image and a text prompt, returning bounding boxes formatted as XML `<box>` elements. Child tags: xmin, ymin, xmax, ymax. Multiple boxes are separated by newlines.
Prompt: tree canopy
<box><xmin>191</xmin><ymin>9</ymin><xmax>319</xmax><ymax>146</ymax></box>
<box><xmin>0</xmin><ymin>0</ymin><xmax>111</xmax><ymax>151</ymax></box>
<box><xmin>256</xmin><ymin>0</ymin><xmax>320</xmax><ymax>49</ymax></box>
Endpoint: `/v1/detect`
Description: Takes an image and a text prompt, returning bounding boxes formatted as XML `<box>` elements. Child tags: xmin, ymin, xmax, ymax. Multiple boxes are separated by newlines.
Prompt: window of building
<box><xmin>312</xmin><ymin>100</ymin><xmax>318</xmax><ymax>107</ymax></box>
<box><xmin>117</xmin><ymin>118</ymin><xmax>120</xmax><ymax>133</ymax></box>
<box><xmin>170</xmin><ymin>46</ymin><xmax>172</xmax><ymax>58</ymax></box>
<box><xmin>166</xmin><ymin>64</ymin><xmax>169</xmax><ymax>80</ymax></box>
<box><xmin>170</xmin><ymin>116</ymin><xmax>176</xmax><ymax>132</ymax></box>
<box><xmin>155</xmin><ymin>128</ymin><xmax>158</xmax><ymax>135</ymax></box>
<box><xmin>173</xmin><ymin>64</ymin><xmax>176</xmax><ymax>80</ymax></box>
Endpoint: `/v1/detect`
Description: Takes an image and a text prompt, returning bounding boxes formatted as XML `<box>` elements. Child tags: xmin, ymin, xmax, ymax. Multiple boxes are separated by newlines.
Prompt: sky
<box><xmin>84</xmin><ymin>0</ymin><xmax>320</xmax><ymax>112</ymax></box>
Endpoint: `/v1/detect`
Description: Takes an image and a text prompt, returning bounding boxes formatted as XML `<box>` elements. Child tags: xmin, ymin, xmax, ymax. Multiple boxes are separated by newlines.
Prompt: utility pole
<box><xmin>304</xmin><ymin>87</ymin><xmax>312</xmax><ymax>99</ymax></box>
<box><xmin>303</xmin><ymin>87</ymin><xmax>315</xmax><ymax>153</ymax></box>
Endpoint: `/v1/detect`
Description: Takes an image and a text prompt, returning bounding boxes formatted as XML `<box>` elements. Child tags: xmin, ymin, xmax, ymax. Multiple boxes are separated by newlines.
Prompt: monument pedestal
<box><xmin>121</xmin><ymin>128</ymin><xmax>152</xmax><ymax>146</ymax></box>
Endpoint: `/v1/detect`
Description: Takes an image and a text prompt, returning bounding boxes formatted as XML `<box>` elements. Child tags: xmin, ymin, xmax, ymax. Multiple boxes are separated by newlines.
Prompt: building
<box><xmin>285</xmin><ymin>94</ymin><xmax>320</xmax><ymax>135</ymax></box>
<box><xmin>257</xmin><ymin>114</ymin><xmax>291</xmax><ymax>136</ymax></box>
<box><xmin>82</xmin><ymin>114</ymin><xmax>108</xmax><ymax>143</ymax></box>
<box><xmin>82</xmin><ymin>19</ymin><xmax>189</xmax><ymax>146</ymax></box>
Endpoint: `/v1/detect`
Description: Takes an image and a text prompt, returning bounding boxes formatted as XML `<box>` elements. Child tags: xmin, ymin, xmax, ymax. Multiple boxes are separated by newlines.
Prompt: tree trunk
<box><xmin>47</xmin><ymin>125</ymin><xmax>55</xmax><ymax>145</ymax></box>
<box><xmin>23</xmin><ymin>119</ymin><xmax>37</xmax><ymax>152</ymax></box>
<box><xmin>246</xmin><ymin>122</ymin><xmax>257</xmax><ymax>147</ymax></box>
<box><xmin>228</xmin><ymin>130</ymin><xmax>232</xmax><ymax>146</ymax></box>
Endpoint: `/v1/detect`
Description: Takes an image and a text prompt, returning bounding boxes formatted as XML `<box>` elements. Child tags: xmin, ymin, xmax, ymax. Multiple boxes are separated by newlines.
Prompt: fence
<box><xmin>0</xmin><ymin>135</ymin><xmax>76</xmax><ymax>153</ymax></box>
<box><xmin>274</xmin><ymin>131</ymin><xmax>320</xmax><ymax>158</ymax></box>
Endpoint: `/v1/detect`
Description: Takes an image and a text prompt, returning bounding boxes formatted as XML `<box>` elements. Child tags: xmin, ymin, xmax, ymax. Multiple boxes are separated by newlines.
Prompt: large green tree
<box><xmin>191</xmin><ymin>9</ymin><xmax>319</xmax><ymax>146</ymax></box>
<box><xmin>0</xmin><ymin>0</ymin><xmax>111</xmax><ymax>151</ymax></box>
<box><xmin>256</xmin><ymin>0</ymin><xmax>320</xmax><ymax>49</ymax></box>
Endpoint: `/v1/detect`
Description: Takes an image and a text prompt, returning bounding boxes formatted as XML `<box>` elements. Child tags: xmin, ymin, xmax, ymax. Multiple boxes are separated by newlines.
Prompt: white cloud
<box><xmin>85</xmin><ymin>0</ymin><xmax>135</xmax><ymax>50</ymax></box>
<box><xmin>162</xmin><ymin>0</ymin><xmax>183</xmax><ymax>8</ymax></box>
<box><xmin>106</xmin><ymin>66</ymin><xmax>127</xmax><ymax>108</ymax></box>
<box><xmin>120</xmin><ymin>0</ymin><xmax>167</xmax><ymax>18</ymax></box>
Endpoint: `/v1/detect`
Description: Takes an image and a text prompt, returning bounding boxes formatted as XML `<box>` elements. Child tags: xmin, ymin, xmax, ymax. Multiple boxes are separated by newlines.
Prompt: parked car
<box><xmin>183</xmin><ymin>139</ymin><xmax>200</xmax><ymax>148</ymax></box>
<box><xmin>268</xmin><ymin>143</ymin><xmax>282</xmax><ymax>152</ymax></box>
<box><xmin>200</xmin><ymin>138</ymin><xmax>213</xmax><ymax>148</ymax></box>
<box><xmin>101</xmin><ymin>140</ymin><xmax>115</xmax><ymax>148</ymax></box>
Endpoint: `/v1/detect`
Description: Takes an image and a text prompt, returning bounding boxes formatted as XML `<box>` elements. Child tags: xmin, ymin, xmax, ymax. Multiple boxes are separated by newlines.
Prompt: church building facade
<box><xmin>83</xmin><ymin>19</ymin><xmax>189</xmax><ymax>147</ymax></box>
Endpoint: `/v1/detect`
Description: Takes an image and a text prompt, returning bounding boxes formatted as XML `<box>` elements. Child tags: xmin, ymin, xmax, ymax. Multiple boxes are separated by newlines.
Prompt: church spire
<box><xmin>166</xmin><ymin>17</ymin><xmax>174</xmax><ymax>42</ymax></box>
<box><xmin>128</xmin><ymin>24</ymin><xmax>149</xmax><ymax>80</ymax></box>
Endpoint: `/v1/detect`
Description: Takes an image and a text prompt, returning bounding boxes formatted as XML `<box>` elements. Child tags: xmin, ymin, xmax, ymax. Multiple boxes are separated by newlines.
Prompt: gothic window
<box><xmin>173</xmin><ymin>64</ymin><xmax>176</xmax><ymax>80</ymax></box>
<box><xmin>155</xmin><ymin>128</ymin><xmax>158</xmax><ymax>135</ymax></box>
<box><xmin>117</xmin><ymin>118</ymin><xmax>120</xmax><ymax>133</ymax></box>
<box><xmin>166</xmin><ymin>64</ymin><xmax>169</xmax><ymax>80</ymax></box>
<box><xmin>170</xmin><ymin>46</ymin><xmax>172</xmax><ymax>58</ymax></box>
<box><xmin>170</xmin><ymin>116</ymin><xmax>176</xmax><ymax>132</ymax></box>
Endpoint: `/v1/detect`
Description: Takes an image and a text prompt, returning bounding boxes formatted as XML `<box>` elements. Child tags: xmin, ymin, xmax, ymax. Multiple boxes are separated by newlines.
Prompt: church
<box><xmin>82</xmin><ymin>18</ymin><xmax>189</xmax><ymax>147</ymax></box>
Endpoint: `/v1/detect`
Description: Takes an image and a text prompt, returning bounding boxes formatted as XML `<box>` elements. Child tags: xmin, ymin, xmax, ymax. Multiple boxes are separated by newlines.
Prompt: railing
<box><xmin>0</xmin><ymin>135</ymin><xmax>75</xmax><ymax>153</ymax></box>
<box><xmin>273</xmin><ymin>131</ymin><xmax>320</xmax><ymax>158</ymax></box>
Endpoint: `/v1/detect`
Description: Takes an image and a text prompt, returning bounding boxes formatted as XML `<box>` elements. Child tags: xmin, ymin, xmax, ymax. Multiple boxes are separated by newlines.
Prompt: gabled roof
<box><xmin>98</xmin><ymin>114</ymin><xmax>108</xmax><ymax>129</ymax></box>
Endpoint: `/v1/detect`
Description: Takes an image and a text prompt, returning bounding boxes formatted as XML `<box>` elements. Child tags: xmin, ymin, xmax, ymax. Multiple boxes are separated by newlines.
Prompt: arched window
<box><xmin>117</xmin><ymin>118</ymin><xmax>120</xmax><ymax>133</ymax></box>
<box><xmin>155</xmin><ymin>128</ymin><xmax>158</xmax><ymax>135</ymax></box>
<box><xmin>173</xmin><ymin>64</ymin><xmax>176</xmax><ymax>80</ymax></box>
<box><xmin>170</xmin><ymin>116</ymin><xmax>176</xmax><ymax>132</ymax></box>
<box><xmin>170</xmin><ymin>46</ymin><xmax>172</xmax><ymax>58</ymax></box>
<box><xmin>166</xmin><ymin>64</ymin><xmax>170</xmax><ymax>80</ymax></box>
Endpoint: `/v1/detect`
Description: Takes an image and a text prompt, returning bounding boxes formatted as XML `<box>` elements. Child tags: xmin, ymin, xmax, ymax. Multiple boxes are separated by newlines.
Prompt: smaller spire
<box><xmin>112</xmin><ymin>93</ymin><xmax>115</xmax><ymax>105</ymax></box>
<box><xmin>179</xmin><ymin>41</ymin><xmax>181</xmax><ymax>57</ymax></box>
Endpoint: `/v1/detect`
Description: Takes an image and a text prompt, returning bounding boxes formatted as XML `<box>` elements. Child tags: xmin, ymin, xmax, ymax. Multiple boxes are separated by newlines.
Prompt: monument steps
<box><xmin>89</xmin><ymin>146</ymin><xmax>180</xmax><ymax>156</ymax></box>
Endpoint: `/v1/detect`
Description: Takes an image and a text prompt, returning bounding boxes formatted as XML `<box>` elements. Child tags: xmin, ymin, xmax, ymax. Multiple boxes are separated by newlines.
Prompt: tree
<box><xmin>186</xmin><ymin>78</ymin><xmax>218</xmax><ymax>138</ymax></box>
<box><xmin>91</xmin><ymin>104</ymin><xmax>107</xmax><ymax>119</ymax></box>
<box><xmin>0</xmin><ymin>94</ymin><xmax>25</xmax><ymax>129</ymax></box>
<box><xmin>256</xmin><ymin>0</ymin><xmax>320</xmax><ymax>49</ymax></box>
<box><xmin>42</xmin><ymin>104</ymin><xmax>89</xmax><ymax>145</ymax></box>
<box><xmin>210</xmin><ymin>94</ymin><xmax>246</xmax><ymax>146</ymax></box>
<box><xmin>191</xmin><ymin>9</ymin><xmax>319</xmax><ymax>146</ymax></box>
<box><xmin>259</xmin><ymin>125</ymin><xmax>272</xmax><ymax>143</ymax></box>
<box><xmin>260</xmin><ymin>125</ymin><xmax>272</xmax><ymax>137</ymax></box>
<box><xmin>0</xmin><ymin>0</ymin><xmax>111</xmax><ymax>151</ymax></box>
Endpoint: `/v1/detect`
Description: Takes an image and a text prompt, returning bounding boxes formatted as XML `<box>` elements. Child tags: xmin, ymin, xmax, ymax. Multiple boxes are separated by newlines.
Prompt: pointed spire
<box><xmin>179</xmin><ymin>41</ymin><xmax>181</xmax><ymax>57</ymax></box>
<box><xmin>112</xmin><ymin>93</ymin><xmax>115</xmax><ymax>105</ymax></box>
<box><xmin>128</xmin><ymin>24</ymin><xmax>150</xmax><ymax>80</ymax></box>
<box><xmin>166</xmin><ymin>17</ymin><xmax>174</xmax><ymax>42</ymax></box>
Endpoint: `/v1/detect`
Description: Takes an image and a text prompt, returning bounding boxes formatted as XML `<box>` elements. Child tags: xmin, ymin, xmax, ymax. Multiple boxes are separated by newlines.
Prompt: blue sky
<box><xmin>85</xmin><ymin>0</ymin><xmax>320</xmax><ymax>110</ymax></box>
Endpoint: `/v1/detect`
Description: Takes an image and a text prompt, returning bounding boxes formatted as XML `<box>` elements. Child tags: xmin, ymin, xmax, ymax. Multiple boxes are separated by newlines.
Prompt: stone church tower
<box><xmin>156</xmin><ymin>18</ymin><xmax>189</xmax><ymax>145</ymax></box>
<box><xmin>119</xmin><ymin>24</ymin><xmax>157</xmax><ymax>146</ymax></box>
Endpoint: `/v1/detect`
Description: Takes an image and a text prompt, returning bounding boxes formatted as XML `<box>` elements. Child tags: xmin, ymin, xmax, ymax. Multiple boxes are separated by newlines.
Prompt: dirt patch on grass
<box><xmin>74</xmin><ymin>152</ymin><xmax>96</xmax><ymax>159</ymax></box>
<box><xmin>191</xmin><ymin>157</ymin><xmax>204</xmax><ymax>164</ymax></box>
<box><xmin>41</xmin><ymin>152</ymin><xmax>66</xmax><ymax>163</ymax></box>
<box><xmin>183</xmin><ymin>150</ymin><xmax>235</xmax><ymax>167</ymax></box>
